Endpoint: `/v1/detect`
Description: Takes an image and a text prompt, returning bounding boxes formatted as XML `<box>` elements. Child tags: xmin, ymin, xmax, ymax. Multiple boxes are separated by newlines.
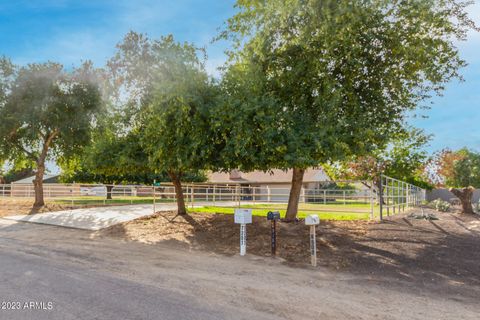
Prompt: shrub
<box><xmin>430</xmin><ymin>199</ymin><xmax>451</xmax><ymax>212</ymax></box>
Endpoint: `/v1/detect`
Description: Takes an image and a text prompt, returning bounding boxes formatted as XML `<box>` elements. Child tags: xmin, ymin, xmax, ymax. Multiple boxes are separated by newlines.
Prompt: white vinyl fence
<box><xmin>0</xmin><ymin>175</ymin><xmax>425</xmax><ymax>220</ymax></box>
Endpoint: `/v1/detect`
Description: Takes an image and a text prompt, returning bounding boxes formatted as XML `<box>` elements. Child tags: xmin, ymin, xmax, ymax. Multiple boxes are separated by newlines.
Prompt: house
<box><xmin>12</xmin><ymin>174</ymin><xmax>60</xmax><ymax>184</ymax></box>
<box><xmin>206</xmin><ymin>168</ymin><xmax>331</xmax><ymax>202</ymax></box>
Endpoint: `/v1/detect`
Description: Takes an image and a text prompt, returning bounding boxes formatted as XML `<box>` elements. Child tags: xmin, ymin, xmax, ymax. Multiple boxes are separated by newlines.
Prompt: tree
<box><xmin>325</xmin><ymin>127</ymin><xmax>433</xmax><ymax>195</ymax></box>
<box><xmin>0</xmin><ymin>62</ymin><xmax>102</xmax><ymax>206</ymax></box>
<box><xmin>105</xmin><ymin>32</ymin><xmax>217</xmax><ymax>215</ymax></box>
<box><xmin>220</xmin><ymin>0</ymin><xmax>477</xmax><ymax>221</ymax></box>
<box><xmin>59</xmin><ymin>122</ymin><xmax>151</xmax><ymax>199</ymax></box>
<box><xmin>434</xmin><ymin>148</ymin><xmax>480</xmax><ymax>214</ymax></box>
<box><xmin>59</xmin><ymin>122</ymin><xmax>206</xmax><ymax>200</ymax></box>
<box><xmin>139</xmin><ymin>36</ymin><xmax>219</xmax><ymax>215</ymax></box>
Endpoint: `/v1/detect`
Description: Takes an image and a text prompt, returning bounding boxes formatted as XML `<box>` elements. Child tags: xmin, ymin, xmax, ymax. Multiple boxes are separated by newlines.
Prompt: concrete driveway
<box><xmin>2</xmin><ymin>204</ymin><xmax>166</xmax><ymax>230</ymax></box>
<box><xmin>1</xmin><ymin>201</ymin><xmax>257</xmax><ymax>230</ymax></box>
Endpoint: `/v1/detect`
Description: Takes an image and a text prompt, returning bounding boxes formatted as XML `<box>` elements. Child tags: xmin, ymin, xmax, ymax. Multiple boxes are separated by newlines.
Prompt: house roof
<box><xmin>12</xmin><ymin>174</ymin><xmax>59</xmax><ymax>184</ymax></box>
<box><xmin>207</xmin><ymin>168</ymin><xmax>330</xmax><ymax>184</ymax></box>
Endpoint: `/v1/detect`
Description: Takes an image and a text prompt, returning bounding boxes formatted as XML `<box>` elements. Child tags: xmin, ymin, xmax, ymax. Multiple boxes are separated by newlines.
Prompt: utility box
<box><xmin>305</xmin><ymin>214</ymin><xmax>320</xmax><ymax>226</ymax></box>
<box><xmin>267</xmin><ymin>211</ymin><xmax>281</xmax><ymax>221</ymax></box>
<box><xmin>234</xmin><ymin>209</ymin><xmax>252</xmax><ymax>224</ymax></box>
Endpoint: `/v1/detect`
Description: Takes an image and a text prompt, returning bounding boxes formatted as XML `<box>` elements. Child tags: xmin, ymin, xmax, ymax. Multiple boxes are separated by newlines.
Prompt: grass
<box><xmin>192</xmin><ymin>204</ymin><xmax>374</xmax><ymax>221</ymax></box>
<box><xmin>51</xmin><ymin>196</ymin><xmax>377</xmax><ymax>220</ymax></box>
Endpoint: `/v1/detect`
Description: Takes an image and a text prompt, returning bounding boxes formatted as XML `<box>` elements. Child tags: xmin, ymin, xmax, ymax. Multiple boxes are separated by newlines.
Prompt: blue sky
<box><xmin>0</xmin><ymin>0</ymin><xmax>479</xmax><ymax>157</ymax></box>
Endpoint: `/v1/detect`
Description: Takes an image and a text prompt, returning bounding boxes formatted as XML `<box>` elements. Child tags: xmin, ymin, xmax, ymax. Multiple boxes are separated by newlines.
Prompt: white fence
<box><xmin>379</xmin><ymin>175</ymin><xmax>426</xmax><ymax>220</ymax></box>
<box><xmin>0</xmin><ymin>176</ymin><xmax>425</xmax><ymax>220</ymax></box>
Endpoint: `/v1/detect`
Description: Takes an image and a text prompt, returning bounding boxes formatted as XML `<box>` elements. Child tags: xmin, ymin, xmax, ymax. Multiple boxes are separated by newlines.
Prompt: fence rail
<box><xmin>0</xmin><ymin>176</ymin><xmax>425</xmax><ymax>220</ymax></box>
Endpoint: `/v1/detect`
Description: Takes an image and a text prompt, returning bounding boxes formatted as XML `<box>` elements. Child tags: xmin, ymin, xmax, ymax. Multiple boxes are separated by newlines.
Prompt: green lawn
<box><xmin>51</xmin><ymin>196</ymin><xmax>377</xmax><ymax>220</ymax></box>
<box><xmin>192</xmin><ymin>204</ymin><xmax>376</xmax><ymax>221</ymax></box>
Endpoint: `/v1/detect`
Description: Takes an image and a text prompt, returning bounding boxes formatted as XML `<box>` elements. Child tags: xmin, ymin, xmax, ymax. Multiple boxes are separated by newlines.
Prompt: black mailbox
<box><xmin>267</xmin><ymin>211</ymin><xmax>281</xmax><ymax>221</ymax></box>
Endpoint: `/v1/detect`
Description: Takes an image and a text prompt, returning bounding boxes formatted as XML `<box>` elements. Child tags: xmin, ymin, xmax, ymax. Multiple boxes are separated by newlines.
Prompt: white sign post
<box><xmin>234</xmin><ymin>209</ymin><xmax>252</xmax><ymax>256</ymax></box>
<box><xmin>305</xmin><ymin>214</ymin><xmax>320</xmax><ymax>267</ymax></box>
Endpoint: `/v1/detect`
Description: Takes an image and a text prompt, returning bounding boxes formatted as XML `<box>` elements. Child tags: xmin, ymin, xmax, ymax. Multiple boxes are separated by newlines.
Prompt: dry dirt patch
<box><xmin>96</xmin><ymin>208</ymin><xmax>480</xmax><ymax>289</ymax></box>
<box><xmin>0</xmin><ymin>198</ymin><xmax>76</xmax><ymax>217</ymax></box>
<box><xmin>96</xmin><ymin>211</ymin><xmax>373</xmax><ymax>267</ymax></box>
<box><xmin>0</xmin><ymin>198</ymin><xmax>114</xmax><ymax>217</ymax></box>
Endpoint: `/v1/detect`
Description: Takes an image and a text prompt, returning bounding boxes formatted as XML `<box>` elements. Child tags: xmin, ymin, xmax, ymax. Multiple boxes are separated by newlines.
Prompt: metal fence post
<box><xmin>237</xmin><ymin>185</ymin><xmax>241</xmax><ymax>207</ymax></box>
<box><xmin>213</xmin><ymin>185</ymin><xmax>216</xmax><ymax>206</ymax></box>
<box><xmin>379</xmin><ymin>176</ymin><xmax>384</xmax><ymax>222</ymax></box>
<box><xmin>191</xmin><ymin>185</ymin><xmax>195</xmax><ymax>209</ymax></box>
<box><xmin>369</xmin><ymin>181</ymin><xmax>374</xmax><ymax>220</ymax></box>
<box><xmin>153</xmin><ymin>185</ymin><xmax>156</xmax><ymax>214</ymax></box>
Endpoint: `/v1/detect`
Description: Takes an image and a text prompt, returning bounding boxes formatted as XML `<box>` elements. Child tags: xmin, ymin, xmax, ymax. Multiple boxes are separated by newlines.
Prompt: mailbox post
<box><xmin>267</xmin><ymin>211</ymin><xmax>281</xmax><ymax>256</ymax></box>
<box><xmin>234</xmin><ymin>209</ymin><xmax>252</xmax><ymax>256</ymax></box>
<box><xmin>305</xmin><ymin>214</ymin><xmax>320</xmax><ymax>267</ymax></box>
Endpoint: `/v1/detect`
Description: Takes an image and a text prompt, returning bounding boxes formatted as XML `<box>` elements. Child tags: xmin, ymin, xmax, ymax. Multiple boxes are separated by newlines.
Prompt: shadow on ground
<box><xmin>93</xmin><ymin>207</ymin><xmax>480</xmax><ymax>299</ymax></box>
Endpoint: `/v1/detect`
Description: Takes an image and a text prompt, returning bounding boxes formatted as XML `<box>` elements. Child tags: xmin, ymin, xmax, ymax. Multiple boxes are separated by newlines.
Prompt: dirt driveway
<box><xmin>1</xmin><ymin>207</ymin><xmax>479</xmax><ymax>319</ymax></box>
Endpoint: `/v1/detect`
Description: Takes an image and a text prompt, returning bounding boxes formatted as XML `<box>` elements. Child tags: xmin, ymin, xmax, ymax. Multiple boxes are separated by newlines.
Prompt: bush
<box><xmin>430</xmin><ymin>199</ymin><xmax>451</xmax><ymax>212</ymax></box>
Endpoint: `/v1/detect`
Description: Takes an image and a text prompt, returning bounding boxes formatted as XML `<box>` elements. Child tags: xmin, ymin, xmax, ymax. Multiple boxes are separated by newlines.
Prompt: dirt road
<box><xmin>1</xmin><ymin>208</ymin><xmax>479</xmax><ymax>319</ymax></box>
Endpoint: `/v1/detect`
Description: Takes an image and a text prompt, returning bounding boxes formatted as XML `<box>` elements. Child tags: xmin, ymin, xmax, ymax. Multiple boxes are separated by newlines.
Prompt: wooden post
<box><xmin>267</xmin><ymin>186</ymin><xmax>271</xmax><ymax>202</ymax></box>
<box><xmin>323</xmin><ymin>190</ymin><xmax>326</xmax><ymax>205</ymax></box>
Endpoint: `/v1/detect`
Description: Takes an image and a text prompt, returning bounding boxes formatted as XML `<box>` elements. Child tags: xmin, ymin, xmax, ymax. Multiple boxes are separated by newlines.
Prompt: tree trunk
<box><xmin>106</xmin><ymin>185</ymin><xmax>114</xmax><ymax>200</ymax></box>
<box><xmin>374</xmin><ymin>177</ymin><xmax>386</xmax><ymax>205</ymax></box>
<box><xmin>450</xmin><ymin>187</ymin><xmax>475</xmax><ymax>214</ymax></box>
<box><xmin>33</xmin><ymin>165</ymin><xmax>45</xmax><ymax>207</ymax></box>
<box><xmin>169</xmin><ymin>171</ymin><xmax>187</xmax><ymax>215</ymax></box>
<box><xmin>285</xmin><ymin>168</ymin><xmax>305</xmax><ymax>222</ymax></box>
<box><xmin>32</xmin><ymin>130</ymin><xmax>59</xmax><ymax>208</ymax></box>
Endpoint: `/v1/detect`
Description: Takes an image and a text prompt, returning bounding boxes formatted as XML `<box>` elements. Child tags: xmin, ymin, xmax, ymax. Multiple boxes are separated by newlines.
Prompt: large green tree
<box><xmin>104</xmin><ymin>33</ymin><xmax>218</xmax><ymax>215</ymax></box>
<box><xmin>60</xmin><ymin>121</ymin><xmax>206</xmax><ymax>200</ymax></box>
<box><xmin>59</xmin><ymin>120</ymin><xmax>152</xmax><ymax>199</ymax></box>
<box><xmin>220</xmin><ymin>0</ymin><xmax>477</xmax><ymax>220</ymax></box>
<box><xmin>434</xmin><ymin>148</ymin><xmax>480</xmax><ymax>214</ymax></box>
<box><xmin>0</xmin><ymin>61</ymin><xmax>102</xmax><ymax>206</ymax></box>
<box><xmin>139</xmin><ymin>36</ymin><xmax>219</xmax><ymax>215</ymax></box>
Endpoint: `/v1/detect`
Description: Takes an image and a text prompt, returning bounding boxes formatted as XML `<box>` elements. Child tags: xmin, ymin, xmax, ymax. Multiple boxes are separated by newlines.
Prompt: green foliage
<box><xmin>449</xmin><ymin>149</ymin><xmax>480</xmax><ymax>188</ymax></box>
<box><xmin>218</xmin><ymin>0</ymin><xmax>474</xmax><ymax>172</ymax></box>
<box><xmin>138</xmin><ymin>36</ymin><xmax>219</xmax><ymax>179</ymax></box>
<box><xmin>59</xmin><ymin>34</ymin><xmax>213</xmax><ymax>189</ymax></box>
<box><xmin>0</xmin><ymin>61</ymin><xmax>103</xmax><ymax>166</ymax></box>
<box><xmin>435</xmin><ymin>148</ymin><xmax>480</xmax><ymax>188</ymax></box>
<box><xmin>329</xmin><ymin>127</ymin><xmax>432</xmax><ymax>187</ymax></box>
<box><xmin>59</xmin><ymin>119</ymin><xmax>207</xmax><ymax>185</ymax></box>
<box><xmin>405</xmin><ymin>176</ymin><xmax>434</xmax><ymax>191</ymax></box>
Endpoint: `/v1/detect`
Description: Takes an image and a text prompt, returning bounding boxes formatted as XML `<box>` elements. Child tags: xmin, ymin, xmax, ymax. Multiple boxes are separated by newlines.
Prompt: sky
<box><xmin>0</xmin><ymin>0</ymin><xmax>479</xmax><ymax>166</ymax></box>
